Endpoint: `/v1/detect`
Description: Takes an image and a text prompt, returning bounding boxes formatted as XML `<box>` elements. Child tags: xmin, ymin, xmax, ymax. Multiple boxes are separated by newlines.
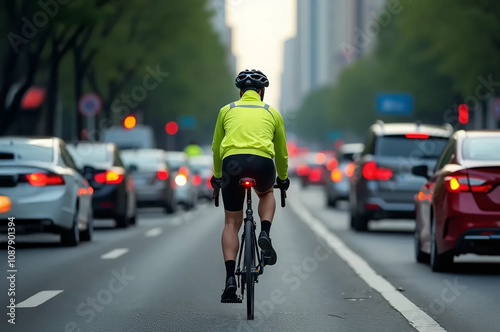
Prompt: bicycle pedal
<box><xmin>221</xmin><ymin>296</ymin><xmax>242</xmax><ymax>304</ymax></box>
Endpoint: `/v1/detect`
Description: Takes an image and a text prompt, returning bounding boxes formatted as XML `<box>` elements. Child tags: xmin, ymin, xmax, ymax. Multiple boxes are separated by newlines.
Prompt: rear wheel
<box><xmin>414</xmin><ymin>224</ymin><xmax>429</xmax><ymax>263</ymax></box>
<box><xmin>61</xmin><ymin>209</ymin><xmax>80</xmax><ymax>246</ymax></box>
<box><xmin>430</xmin><ymin>220</ymin><xmax>453</xmax><ymax>272</ymax></box>
<box><xmin>245</xmin><ymin>219</ymin><xmax>255</xmax><ymax>320</ymax></box>
<box><xmin>80</xmin><ymin>207</ymin><xmax>94</xmax><ymax>242</ymax></box>
<box><xmin>350</xmin><ymin>211</ymin><xmax>369</xmax><ymax>232</ymax></box>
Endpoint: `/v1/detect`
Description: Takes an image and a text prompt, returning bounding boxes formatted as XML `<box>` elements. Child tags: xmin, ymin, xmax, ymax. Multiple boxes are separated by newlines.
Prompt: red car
<box><xmin>413</xmin><ymin>130</ymin><xmax>500</xmax><ymax>272</ymax></box>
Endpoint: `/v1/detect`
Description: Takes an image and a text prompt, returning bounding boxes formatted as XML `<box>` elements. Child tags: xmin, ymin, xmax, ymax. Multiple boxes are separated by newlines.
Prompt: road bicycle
<box><xmin>214</xmin><ymin>177</ymin><xmax>286</xmax><ymax>320</ymax></box>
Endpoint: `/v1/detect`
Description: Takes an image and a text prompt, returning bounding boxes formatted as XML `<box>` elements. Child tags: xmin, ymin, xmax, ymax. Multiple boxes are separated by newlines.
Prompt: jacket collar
<box><xmin>240</xmin><ymin>90</ymin><xmax>261</xmax><ymax>102</ymax></box>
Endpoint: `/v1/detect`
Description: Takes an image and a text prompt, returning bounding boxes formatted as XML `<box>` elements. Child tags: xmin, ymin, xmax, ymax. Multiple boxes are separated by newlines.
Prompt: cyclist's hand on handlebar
<box><xmin>210</xmin><ymin>175</ymin><xmax>222</xmax><ymax>191</ymax></box>
<box><xmin>276</xmin><ymin>176</ymin><xmax>290</xmax><ymax>191</ymax></box>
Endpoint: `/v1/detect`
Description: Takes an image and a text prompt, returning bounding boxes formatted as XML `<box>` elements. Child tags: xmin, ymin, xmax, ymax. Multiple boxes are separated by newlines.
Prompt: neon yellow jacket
<box><xmin>212</xmin><ymin>90</ymin><xmax>288</xmax><ymax>180</ymax></box>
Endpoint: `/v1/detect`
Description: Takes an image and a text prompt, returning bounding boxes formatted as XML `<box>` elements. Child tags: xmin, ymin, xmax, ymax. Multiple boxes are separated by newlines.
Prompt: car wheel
<box><xmin>164</xmin><ymin>199</ymin><xmax>176</xmax><ymax>214</ymax></box>
<box><xmin>327</xmin><ymin>196</ymin><xmax>337</xmax><ymax>208</ymax></box>
<box><xmin>414</xmin><ymin>224</ymin><xmax>429</xmax><ymax>263</ymax></box>
<box><xmin>128</xmin><ymin>214</ymin><xmax>137</xmax><ymax>226</ymax></box>
<box><xmin>80</xmin><ymin>207</ymin><xmax>94</xmax><ymax>242</ymax></box>
<box><xmin>61</xmin><ymin>210</ymin><xmax>80</xmax><ymax>246</ymax></box>
<box><xmin>430</xmin><ymin>220</ymin><xmax>453</xmax><ymax>272</ymax></box>
<box><xmin>350</xmin><ymin>211</ymin><xmax>369</xmax><ymax>232</ymax></box>
<box><xmin>115</xmin><ymin>213</ymin><xmax>129</xmax><ymax>228</ymax></box>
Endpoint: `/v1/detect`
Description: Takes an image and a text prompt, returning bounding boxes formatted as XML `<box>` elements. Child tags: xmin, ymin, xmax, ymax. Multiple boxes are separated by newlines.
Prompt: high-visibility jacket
<box><xmin>212</xmin><ymin>90</ymin><xmax>288</xmax><ymax>180</ymax></box>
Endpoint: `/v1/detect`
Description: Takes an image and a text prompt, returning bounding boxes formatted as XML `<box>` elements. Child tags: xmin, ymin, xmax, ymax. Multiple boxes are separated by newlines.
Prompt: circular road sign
<box><xmin>79</xmin><ymin>93</ymin><xmax>102</xmax><ymax>117</ymax></box>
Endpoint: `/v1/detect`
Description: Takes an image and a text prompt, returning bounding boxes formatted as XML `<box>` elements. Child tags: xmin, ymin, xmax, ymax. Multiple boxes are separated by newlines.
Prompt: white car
<box><xmin>0</xmin><ymin>137</ymin><xmax>93</xmax><ymax>246</ymax></box>
<box><xmin>165</xmin><ymin>151</ymin><xmax>198</xmax><ymax>209</ymax></box>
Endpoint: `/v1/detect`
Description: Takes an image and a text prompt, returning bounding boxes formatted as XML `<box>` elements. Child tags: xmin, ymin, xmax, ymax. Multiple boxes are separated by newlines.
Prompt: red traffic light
<box><xmin>123</xmin><ymin>115</ymin><xmax>137</xmax><ymax>129</ymax></box>
<box><xmin>165</xmin><ymin>121</ymin><xmax>178</xmax><ymax>135</ymax></box>
<box><xmin>458</xmin><ymin>104</ymin><xmax>469</xmax><ymax>124</ymax></box>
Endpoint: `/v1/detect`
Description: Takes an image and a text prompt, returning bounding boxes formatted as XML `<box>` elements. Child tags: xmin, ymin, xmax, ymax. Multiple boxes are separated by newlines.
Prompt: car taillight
<box><xmin>445</xmin><ymin>175</ymin><xmax>492</xmax><ymax>193</ymax></box>
<box><xmin>157</xmin><ymin>170</ymin><xmax>169</xmax><ymax>181</ymax></box>
<box><xmin>308</xmin><ymin>168</ymin><xmax>322</xmax><ymax>182</ymax></box>
<box><xmin>344</xmin><ymin>162</ymin><xmax>355</xmax><ymax>178</ymax></box>
<box><xmin>206</xmin><ymin>177</ymin><xmax>213</xmax><ymax>189</ymax></box>
<box><xmin>362</xmin><ymin>161</ymin><xmax>393</xmax><ymax>181</ymax></box>
<box><xmin>26</xmin><ymin>172</ymin><xmax>65</xmax><ymax>186</ymax></box>
<box><xmin>94</xmin><ymin>171</ymin><xmax>123</xmax><ymax>184</ymax></box>
<box><xmin>192</xmin><ymin>174</ymin><xmax>202</xmax><ymax>186</ymax></box>
<box><xmin>0</xmin><ymin>196</ymin><xmax>11</xmax><ymax>213</ymax></box>
<box><xmin>331</xmin><ymin>169</ymin><xmax>343</xmax><ymax>182</ymax></box>
<box><xmin>297</xmin><ymin>164</ymin><xmax>310</xmax><ymax>176</ymax></box>
<box><xmin>326</xmin><ymin>158</ymin><xmax>338</xmax><ymax>171</ymax></box>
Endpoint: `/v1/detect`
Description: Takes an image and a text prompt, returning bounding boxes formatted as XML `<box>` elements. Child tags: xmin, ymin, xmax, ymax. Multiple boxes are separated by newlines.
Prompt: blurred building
<box><xmin>280</xmin><ymin>0</ymin><xmax>385</xmax><ymax>113</ymax></box>
<box><xmin>208</xmin><ymin>0</ymin><xmax>237</xmax><ymax>74</ymax></box>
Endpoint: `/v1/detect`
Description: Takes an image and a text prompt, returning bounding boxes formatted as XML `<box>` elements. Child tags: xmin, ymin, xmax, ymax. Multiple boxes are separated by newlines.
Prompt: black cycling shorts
<box><xmin>221</xmin><ymin>154</ymin><xmax>276</xmax><ymax>212</ymax></box>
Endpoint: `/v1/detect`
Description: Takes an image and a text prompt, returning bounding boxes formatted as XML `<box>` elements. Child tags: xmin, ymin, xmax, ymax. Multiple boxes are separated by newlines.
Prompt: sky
<box><xmin>226</xmin><ymin>0</ymin><xmax>297</xmax><ymax>109</ymax></box>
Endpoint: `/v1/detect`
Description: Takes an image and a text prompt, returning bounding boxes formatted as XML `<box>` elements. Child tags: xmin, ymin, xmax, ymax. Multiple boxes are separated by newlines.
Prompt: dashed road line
<box><xmin>101</xmin><ymin>248</ymin><xmax>129</xmax><ymax>259</ymax></box>
<box><xmin>289</xmin><ymin>195</ymin><xmax>446</xmax><ymax>332</ymax></box>
<box><xmin>16</xmin><ymin>290</ymin><xmax>64</xmax><ymax>308</ymax></box>
<box><xmin>145</xmin><ymin>227</ymin><xmax>163</xmax><ymax>237</ymax></box>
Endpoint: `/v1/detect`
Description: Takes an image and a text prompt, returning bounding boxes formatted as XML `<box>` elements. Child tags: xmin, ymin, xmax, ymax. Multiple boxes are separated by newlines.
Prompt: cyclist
<box><xmin>211</xmin><ymin>69</ymin><xmax>290</xmax><ymax>302</ymax></box>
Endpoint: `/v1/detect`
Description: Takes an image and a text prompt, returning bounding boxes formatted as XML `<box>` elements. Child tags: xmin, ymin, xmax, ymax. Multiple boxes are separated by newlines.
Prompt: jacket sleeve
<box><xmin>273</xmin><ymin>111</ymin><xmax>288</xmax><ymax>180</ymax></box>
<box><xmin>212</xmin><ymin>107</ymin><xmax>226</xmax><ymax>178</ymax></box>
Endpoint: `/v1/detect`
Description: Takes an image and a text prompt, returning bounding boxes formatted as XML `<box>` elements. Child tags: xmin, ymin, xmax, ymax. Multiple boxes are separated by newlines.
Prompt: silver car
<box><xmin>187</xmin><ymin>155</ymin><xmax>214</xmax><ymax>200</ymax></box>
<box><xmin>165</xmin><ymin>151</ymin><xmax>197</xmax><ymax>209</ymax></box>
<box><xmin>120</xmin><ymin>149</ymin><xmax>177</xmax><ymax>214</ymax></box>
<box><xmin>325</xmin><ymin>143</ymin><xmax>364</xmax><ymax>207</ymax></box>
<box><xmin>0</xmin><ymin>137</ymin><xmax>93</xmax><ymax>246</ymax></box>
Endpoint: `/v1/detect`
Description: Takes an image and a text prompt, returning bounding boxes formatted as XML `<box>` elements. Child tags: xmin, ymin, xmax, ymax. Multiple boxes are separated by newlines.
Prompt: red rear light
<box><xmin>308</xmin><ymin>168</ymin><xmax>322</xmax><ymax>182</ymax></box>
<box><xmin>344</xmin><ymin>162</ymin><xmax>355</xmax><ymax>178</ymax></box>
<box><xmin>405</xmin><ymin>133</ymin><xmax>430</xmax><ymax>139</ymax></box>
<box><xmin>26</xmin><ymin>172</ymin><xmax>65</xmax><ymax>186</ymax></box>
<box><xmin>206</xmin><ymin>177</ymin><xmax>212</xmax><ymax>189</ymax></box>
<box><xmin>192</xmin><ymin>174</ymin><xmax>202</xmax><ymax>186</ymax></box>
<box><xmin>445</xmin><ymin>174</ymin><xmax>492</xmax><ymax>193</ymax></box>
<box><xmin>326</xmin><ymin>158</ymin><xmax>338</xmax><ymax>171</ymax></box>
<box><xmin>297</xmin><ymin>164</ymin><xmax>310</xmax><ymax>176</ymax></box>
<box><xmin>157</xmin><ymin>170</ymin><xmax>169</xmax><ymax>181</ymax></box>
<box><xmin>315</xmin><ymin>153</ymin><xmax>326</xmax><ymax>164</ymax></box>
<box><xmin>362</xmin><ymin>161</ymin><xmax>393</xmax><ymax>181</ymax></box>
<box><xmin>178</xmin><ymin>166</ymin><xmax>189</xmax><ymax>178</ymax></box>
<box><xmin>330</xmin><ymin>169</ymin><xmax>343</xmax><ymax>182</ymax></box>
<box><xmin>94</xmin><ymin>171</ymin><xmax>123</xmax><ymax>184</ymax></box>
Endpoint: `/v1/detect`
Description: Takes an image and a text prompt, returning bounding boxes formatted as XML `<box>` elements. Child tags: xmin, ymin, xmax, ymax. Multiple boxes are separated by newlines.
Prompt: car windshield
<box><xmin>165</xmin><ymin>154</ymin><xmax>186</xmax><ymax>171</ymax></box>
<box><xmin>376</xmin><ymin>136</ymin><xmax>448</xmax><ymax>159</ymax></box>
<box><xmin>67</xmin><ymin>144</ymin><xmax>110</xmax><ymax>167</ymax></box>
<box><xmin>463</xmin><ymin>137</ymin><xmax>500</xmax><ymax>161</ymax></box>
<box><xmin>0</xmin><ymin>141</ymin><xmax>53</xmax><ymax>162</ymax></box>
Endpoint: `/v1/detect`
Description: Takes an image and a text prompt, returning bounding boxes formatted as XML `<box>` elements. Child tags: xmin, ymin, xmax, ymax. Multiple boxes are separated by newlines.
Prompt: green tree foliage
<box><xmin>292</xmin><ymin>0</ymin><xmax>500</xmax><ymax>141</ymax></box>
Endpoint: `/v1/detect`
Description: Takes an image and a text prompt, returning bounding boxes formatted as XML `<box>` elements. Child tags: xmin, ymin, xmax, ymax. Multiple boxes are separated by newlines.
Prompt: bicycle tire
<box><xmin>245</xmin><ymin>219</ymin><xmax>255</xmax><ymax>320</ymax></box>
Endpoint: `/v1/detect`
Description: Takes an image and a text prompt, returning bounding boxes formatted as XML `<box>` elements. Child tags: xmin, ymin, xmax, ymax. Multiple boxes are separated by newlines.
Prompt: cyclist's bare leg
<box><xmin>255</xmin><ymin>187</ymin><xmax>275</xmax><ymax>223</ymax></box>
<box><xmin>222</xmin><ymin>210</ymin><xmax>243</xmax><ymax>261</ymax></box>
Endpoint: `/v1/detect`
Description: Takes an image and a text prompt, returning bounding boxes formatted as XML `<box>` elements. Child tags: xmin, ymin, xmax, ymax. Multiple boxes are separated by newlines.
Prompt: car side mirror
<box><xmin>352</xmin><ymin>153</ymin><xmax>361</xmax><ymax>162</ymax></box>
<box><xmin>412</xmin><ymin>165</ymin><xmax>429</xmax><ymax>179</ymax></box>
<box><xmin>128</xmin><ymin>164</ymin><xmax>138</xmax><ymax>172</ymax></box>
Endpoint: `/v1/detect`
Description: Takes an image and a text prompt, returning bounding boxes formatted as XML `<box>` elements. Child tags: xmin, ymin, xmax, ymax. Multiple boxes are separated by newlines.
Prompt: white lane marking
<box><xmin>16</xmin><ymin>290</ymin><xmax>64</xmax><ymax>308</ymax></box>
<box><xmin>101</xmin><ymin>248</ymin><xmax>129</xmax><ymax>259</ymax></box>
<box><xmin>290</xmin><ymin>197</ymin><xmax>446</xmax><ymax>332</ymax></box>
<box><xmin>145</xmin><ymin>227</ymin><xmax>163</xmax><ymax>237</ymax></box>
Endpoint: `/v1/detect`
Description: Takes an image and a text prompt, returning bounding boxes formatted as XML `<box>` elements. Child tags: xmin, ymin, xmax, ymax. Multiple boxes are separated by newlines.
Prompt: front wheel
<box><xmin>245</xmin><ymin>219</ymin><xmax>255</xmax><ymax>320</ymax></box>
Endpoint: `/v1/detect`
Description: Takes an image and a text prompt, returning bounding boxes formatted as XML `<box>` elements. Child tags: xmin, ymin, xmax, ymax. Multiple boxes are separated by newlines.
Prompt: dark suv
<box><xmin>349</xmin><ymin>121</ymin><xmax>453</xmax><ymax>231</ymax></box>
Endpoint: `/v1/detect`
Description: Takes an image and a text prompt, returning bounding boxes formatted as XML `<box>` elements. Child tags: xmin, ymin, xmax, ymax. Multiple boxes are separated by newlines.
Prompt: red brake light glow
<box><xmin>405</xmin><ymin>133</ymin><xmax>430</xmax><ymax>139</ymax></box>
<box><xmin>308</xmin><ymin>168</ymin><xmax>322</xmax><ymax>182</ymax></box>
<box><xmin>326</xmin><ymin>158</ymin><xmax>338</xmax><ymax>171</ymax></box>
<box><xmin>192</xmin><ymin>174</ymin><xmax>202</xmax><ymax>186</ymax></box>
<box><xmin>362</xmin><ymin>161</ymin><xmax>393</xmax><ymax>181</ymax></box>
<box><xmin>297</xmin><ymin>164</ymin><xmax>310</xmax><ymax>176</ymax></box>
<box><xmin>157</xmin><ymin>170</ymin><xmax>169</xmax><ymax>181</ymax></box>
<box><xmin>94</xmin><ymin>171</ymin><xmax>123</xmax><ymax>184</ymax></box>
<box><xmin>444</xmin><ymin>175</ymin><xmax>492</xmax><ymax>193</ymax></box>
<box><xmin>344</xmin><ymin>162</ymin><xmax>355</xmax><ymax>178</ymax></box>
<box><xmin>26</xmin><ymin>172</ymin><xmax>65</xmax><ymax>186</ymax></box>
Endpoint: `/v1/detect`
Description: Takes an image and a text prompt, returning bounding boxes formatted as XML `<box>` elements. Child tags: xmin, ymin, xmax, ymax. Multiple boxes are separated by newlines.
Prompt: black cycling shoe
<box><xmin>258</xmin><ymin>231</ymin><xmax>277</xmax><ymax>266</ymax></box>
<box><xmin>221</xmin><ymin>277</ymin><xmax>241</xmax><ymax>303</ymax></box>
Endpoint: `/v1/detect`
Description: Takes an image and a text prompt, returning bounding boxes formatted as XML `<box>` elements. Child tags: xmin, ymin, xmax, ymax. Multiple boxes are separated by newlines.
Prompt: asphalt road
<box><xmin>1</xmin><ymin>183</ymin><xmax>499</xmax><ymax>332</ymax></box>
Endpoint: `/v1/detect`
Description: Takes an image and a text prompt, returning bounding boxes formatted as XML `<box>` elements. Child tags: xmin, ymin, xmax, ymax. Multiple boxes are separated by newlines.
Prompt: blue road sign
<box><xmin>376</xmin><ymin>93</ymin><xmax>413</xmax><ymax>115</ymax></box>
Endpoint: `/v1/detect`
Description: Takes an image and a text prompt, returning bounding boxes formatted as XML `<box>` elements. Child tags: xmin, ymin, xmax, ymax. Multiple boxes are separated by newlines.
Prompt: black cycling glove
<box><xmin>210</xmin><ymin>175</ymin><xmax>222</xmax><ymax>190</ymax></box>
<box><xmin>276</xmin><ymin>176</ymin><xmax>290</xmax><ymax>191</ymax></box>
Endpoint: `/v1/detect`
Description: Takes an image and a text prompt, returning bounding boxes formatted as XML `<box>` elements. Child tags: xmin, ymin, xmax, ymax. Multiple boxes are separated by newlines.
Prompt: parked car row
<box><xmin>0</xmin><ymin>136</ymin><xmax>215</xmax><ymax>247</ymax></box>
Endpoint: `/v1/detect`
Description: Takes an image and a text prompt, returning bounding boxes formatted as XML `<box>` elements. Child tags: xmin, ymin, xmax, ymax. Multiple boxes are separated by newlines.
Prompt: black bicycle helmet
<box><xmin>235</xmin><ymin>69</ymin><xmax>269</xmax><ymax>90</ymax></box>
